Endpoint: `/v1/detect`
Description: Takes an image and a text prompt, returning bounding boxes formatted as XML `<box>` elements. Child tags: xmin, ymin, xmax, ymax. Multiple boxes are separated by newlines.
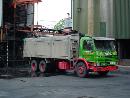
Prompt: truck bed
<box><xmin>23</xmin><ymin>34</ymin><xmax>79</xmax><ymax>59</ymax></box>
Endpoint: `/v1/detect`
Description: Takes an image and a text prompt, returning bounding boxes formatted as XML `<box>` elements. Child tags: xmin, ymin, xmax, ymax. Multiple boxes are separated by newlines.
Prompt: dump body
<box><xmin>23</xmin><ymin>34</ymin><xmax>79</xmax><ymax>59</ymax></box>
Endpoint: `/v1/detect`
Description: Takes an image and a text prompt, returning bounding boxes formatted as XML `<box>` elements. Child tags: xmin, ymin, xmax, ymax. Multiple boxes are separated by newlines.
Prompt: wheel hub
<box><xmin>78</xmin><ymin>67</ymin><xmax>84</xmax><ymax>74</ymax></box>
<box><xmin>32</xmin><ymin>63</ymin><xmax>36</xmax><ymax>71</ymax></box>
<box><xmin>40</xmin><ymin>63</ymin><xmax>45</xmax><ymax>72</ymax></box>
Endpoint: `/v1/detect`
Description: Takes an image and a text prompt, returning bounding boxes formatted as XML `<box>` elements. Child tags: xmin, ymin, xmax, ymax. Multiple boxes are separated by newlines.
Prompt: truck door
<box><xmin>80</xmin><ymin>39</ymin><xmax>95</xmax><ymax>61</ymax></box>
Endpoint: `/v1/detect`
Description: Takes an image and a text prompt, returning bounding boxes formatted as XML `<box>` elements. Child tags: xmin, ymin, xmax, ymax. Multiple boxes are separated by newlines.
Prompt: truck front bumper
<box><xmin>89</xmin><ymin>66</ymin><xmax>118</xmax><ymax>72</ymax></box>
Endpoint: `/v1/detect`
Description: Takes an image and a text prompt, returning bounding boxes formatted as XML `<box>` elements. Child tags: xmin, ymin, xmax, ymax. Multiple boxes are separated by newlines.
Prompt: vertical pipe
<box><xmin>13</xmin><ymin>5</ymin><xmax>16</xmax><ymax>66</ymax></box>
<box><xmin>0</xmin><ymin>0</ymin><xmax>2</xmax><ymax>27</ymax></box>
<box><xmin>0</xmin><ymin>28</ymin><xmax>2</xmax><ymax>42</ymax></box>
<box><xmin>88</xmin><ymin>0</ymin><xmax>94</xmax><ymax>36</ymax></box>
<box><xmin>77</xmin><ymin>0</ymin><xmax>81</xmax><ymax>31</ymax></box>
<box><xmin>6</xmin><ymin>32</ymin><xmax>8</xmax><ymax>74</ymax></box>
<box><xmin>0</xmin><ymin>0</ymin><xmax>3</xmax><ymax>42</ymax></box>
<box><xmin>71</xmin><ymin>0</ymin><xmax>73</xmax><ymax>29</ymax></box>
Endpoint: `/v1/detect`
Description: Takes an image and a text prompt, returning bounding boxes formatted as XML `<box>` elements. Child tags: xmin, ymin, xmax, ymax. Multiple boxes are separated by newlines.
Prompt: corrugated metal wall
<box><xmin>27</xmin><ymin>4</ymin><xmax>34</xmax><ymax>26</ymax></box>
<box><xmin>72</xmin><ymin>0</ymin><xmax>88</xmax><ymax>33</ymax></box>
<box><xmin>72</xmin><ymin>0</ymin><xmax>130</xmax><ymax>60</ymax></box>
<box><xmin>73</xmin><ymin>0</ymin><xmax>130</xmax><ymax>39</ymax></box>
<box><xmin>93</xmin><ymin>0</ymin><xmax>100</xmax><ymax>36</ymax></box>
<box><xmin>16</xmin><ymin>4</ymin><xmax>34</xmax><ymax>27</ymax></box>
<box><xmin>97</xmin><ymin>0</ymin><xmax>113</xmax><ymax>38</ymax></box>
<box><xmin>113</xmin><ymin>0</ymin><xmax>130</xmax><ymax>39</ymax></box>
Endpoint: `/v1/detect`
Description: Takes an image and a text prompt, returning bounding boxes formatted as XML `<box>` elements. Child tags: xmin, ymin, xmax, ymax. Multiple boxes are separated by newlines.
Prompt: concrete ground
<box><xmin>0</xmin><ymin>65</ymin><xmax>130</xmax><ymax>98</ymax></box>
<box><xmin>116</xmin><ymin>65</ymin><xmax>130</xmax><ymax>74</ymax></box>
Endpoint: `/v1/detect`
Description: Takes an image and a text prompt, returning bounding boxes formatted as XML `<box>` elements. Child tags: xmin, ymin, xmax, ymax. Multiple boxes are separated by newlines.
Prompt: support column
<box><xmin>88</xmin><ymin>0</ymin><xmax>94</xmax><ymax>36</ymax></box>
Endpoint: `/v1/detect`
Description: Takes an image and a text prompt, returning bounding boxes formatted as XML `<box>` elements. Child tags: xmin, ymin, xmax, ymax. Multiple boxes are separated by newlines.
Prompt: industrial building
<box><xmin>72</xmin><ymin>0</ymin><xmax>130</xmax><ymax>65</ymax></box>
<box><xmin>0</xmin><ymin>0</ymin><xmax>130</xmax><ymax>68</ymax></box>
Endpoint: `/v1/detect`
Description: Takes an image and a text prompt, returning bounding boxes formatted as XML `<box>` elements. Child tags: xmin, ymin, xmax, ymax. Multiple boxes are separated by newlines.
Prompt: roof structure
<box><xmin>15</xmin><ymin>0</ymin><xmax>41</xmax><ymax>4</ymax></box>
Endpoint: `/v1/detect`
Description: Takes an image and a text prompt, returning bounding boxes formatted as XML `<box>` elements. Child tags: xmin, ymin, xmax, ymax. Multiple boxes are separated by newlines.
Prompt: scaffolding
<box><xmin>0</xmin><ymin>0</ymin><xmax>41</xmax><ymax>72</ymax></box>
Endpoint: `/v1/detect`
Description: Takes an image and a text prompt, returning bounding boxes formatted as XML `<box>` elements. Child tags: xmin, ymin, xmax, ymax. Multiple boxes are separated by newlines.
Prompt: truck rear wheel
<box><xmin>31</xmin><ymin>60</ymin><xmax>38</xmax><ymax>72</ymax></box>
<box><xmin>39</xmin><ymin>60</ymin><xmax>46</xmax><ymax>73</ymax></box>
<box><xmin>75</xmin><ymin>62</ymin><xmax>88</xmax><ymax>78</ymax></box>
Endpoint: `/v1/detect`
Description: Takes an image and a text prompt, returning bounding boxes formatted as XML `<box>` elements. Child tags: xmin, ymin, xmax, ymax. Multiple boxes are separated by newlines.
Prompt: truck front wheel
<box><xmin>75</xmin><ymin>62</ymin><xmax>88</xmax><ymax>78</ymax></box>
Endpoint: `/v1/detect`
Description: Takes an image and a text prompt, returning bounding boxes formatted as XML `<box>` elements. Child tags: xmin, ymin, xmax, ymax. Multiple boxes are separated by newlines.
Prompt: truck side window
<box><xmin>83</xmin><ymin>40</ymin><xmax>93</xmax><ymax>51</ymax></box>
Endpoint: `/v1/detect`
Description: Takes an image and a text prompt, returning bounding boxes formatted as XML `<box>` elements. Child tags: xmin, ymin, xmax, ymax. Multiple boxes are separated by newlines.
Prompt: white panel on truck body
<box><xmin>35</xmin><ymin>37</ymin><xmax>52</xmax><ymax>58</ymax></box>
<box><xmin>23</xmin><ymin>34</ymin><xmax>80</xmax><ymax>60</ymax></box>
<box><xmin>23</xmin><ymin>38</ymin><xmax>36</xmax><ymax>57</ymax></box>
<box><xmin>52</xmin><ymin>36</ymin><xmax>71</xmax><ymax>59</ymax></box>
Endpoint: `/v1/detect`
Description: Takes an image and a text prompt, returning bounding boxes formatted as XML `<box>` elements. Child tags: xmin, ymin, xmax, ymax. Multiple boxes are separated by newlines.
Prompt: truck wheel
<box><xmin>98</xmin><ymin>71</ymin><xmax>108</xmax><ymax>76</ymax></box>
<box><xmin>39</xmin><ymin>60</ymin><xmax>46</xmax><ymax>73</ymax></box>
<box><xmin>75</xmin><ymin>62</ymin><xmax>88</xmax><ymax>78</ymax></box>
<box><xmin>31</xmin><ymin>60</ymin><xmax>38</xmax><ymax>72</ymax></box>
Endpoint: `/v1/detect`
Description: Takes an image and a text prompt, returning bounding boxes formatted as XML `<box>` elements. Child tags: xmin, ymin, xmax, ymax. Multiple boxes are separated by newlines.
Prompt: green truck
<box><xmin>23</xmin><ymin>33</ymin><xmax>118</xmax><ymax>77</ymax></box>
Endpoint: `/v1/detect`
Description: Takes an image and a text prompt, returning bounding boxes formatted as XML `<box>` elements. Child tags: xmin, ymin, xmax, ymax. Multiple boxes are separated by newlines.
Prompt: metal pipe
<box><xmin>88</xmin><ymin>0</ymin><xmax>94</xmax><ymax>36</ymax></box>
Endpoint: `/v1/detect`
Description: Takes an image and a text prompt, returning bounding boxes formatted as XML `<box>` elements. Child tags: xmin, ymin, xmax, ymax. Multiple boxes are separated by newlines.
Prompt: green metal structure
<box><xmin>113</xmin><ymin>0</ymin><xmax>130</xmax><ymax>39</ymax></box>
<box><xmin>72</xmin><ymin>0</ymin><xmax>88</xmax><ymax>34</ymax></box>
<box><xmin>72</xmin><ymin>0</ymin><xmax>130</xmax><ymax>39</ymax></box>
<box><xmin>72</xmin><ymin>0</ymin><xmax>130</xmax><ymax>60</ymax></box>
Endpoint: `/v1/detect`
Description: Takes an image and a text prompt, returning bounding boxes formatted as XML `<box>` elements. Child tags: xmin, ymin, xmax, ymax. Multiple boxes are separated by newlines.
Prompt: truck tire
<box><xmin>98</xmin><ymin>71</ymin><xmax>108</xmax><ymax>76</ymax></box>
<box><xmin>39</xmin><ymin>60</ymin><xmax>46</xmax><ymax>73</ymax></box>
<box><xmin>75</xmin><ymin>62</ymin><xmax>88</xmax><ymax>78</ymax></box>
<box><xmin>31</xmin><ymin>60</ymin><xmax>38</xmax><ymax>72</ymax></box>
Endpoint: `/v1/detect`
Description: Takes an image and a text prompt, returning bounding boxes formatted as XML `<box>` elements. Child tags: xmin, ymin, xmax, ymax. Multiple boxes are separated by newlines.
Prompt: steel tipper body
<box><xmin>23</xmin><ymin>34</ymin><xmax>118</xmax><ymax>78</ymax></box>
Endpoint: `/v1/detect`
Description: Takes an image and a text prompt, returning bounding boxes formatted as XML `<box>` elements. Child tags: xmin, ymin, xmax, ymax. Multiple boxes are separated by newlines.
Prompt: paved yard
<box><xmin>0</xmin><ymin>71</ymin><xmax>130</xmax><ymax>98</ymax></box>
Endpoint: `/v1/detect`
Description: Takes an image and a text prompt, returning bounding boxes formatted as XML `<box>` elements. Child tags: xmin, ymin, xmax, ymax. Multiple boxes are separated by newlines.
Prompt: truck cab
<box><xmin>75</xmin><ymin>36</ymin><xmax>118</xmax><ymax>77</ymax></box>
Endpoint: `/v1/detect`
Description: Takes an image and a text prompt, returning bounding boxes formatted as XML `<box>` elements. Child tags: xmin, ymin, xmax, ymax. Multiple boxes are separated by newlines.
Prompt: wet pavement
<box><xmin>0</xmin><ymin>67</ymin><xmax>130</xmax><ymax>98</ymax></box>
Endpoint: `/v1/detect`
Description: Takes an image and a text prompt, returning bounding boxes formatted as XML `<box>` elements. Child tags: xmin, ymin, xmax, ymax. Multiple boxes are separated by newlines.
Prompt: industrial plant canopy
<box><xmin>13</xmin><ymin>0</ymin><xmax>41</xmax><ymax>4</ymax></box>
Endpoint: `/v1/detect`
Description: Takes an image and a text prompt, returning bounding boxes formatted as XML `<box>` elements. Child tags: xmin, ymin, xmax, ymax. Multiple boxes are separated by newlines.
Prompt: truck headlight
<box><xmin>110</xmin><ymin>62</ymin><xmax>116</xmax><ymax>65</ymax></box>
<box><xmin>96</xmin><ymin>63</ymin><xmax>100</xmax><ymax>66</ymax></box>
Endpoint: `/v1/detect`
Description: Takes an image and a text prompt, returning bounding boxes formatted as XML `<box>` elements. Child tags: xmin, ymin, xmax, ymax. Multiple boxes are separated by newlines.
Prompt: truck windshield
<box><xmin>83</xmin><ymin>40</ymin><xmax>94</xmax><ymax>51</ymax></box>
<box><xmin>94</xmin><ymin>40</ymin><xmax>116</xmax><ymax>51</ymax></box>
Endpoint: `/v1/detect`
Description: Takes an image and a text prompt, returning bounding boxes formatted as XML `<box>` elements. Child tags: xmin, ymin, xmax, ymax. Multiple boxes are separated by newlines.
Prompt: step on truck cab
<box><xmin>23</xmin><ymin>33</ymin><xmax>118</xmax><ymax>78</ymax></box>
